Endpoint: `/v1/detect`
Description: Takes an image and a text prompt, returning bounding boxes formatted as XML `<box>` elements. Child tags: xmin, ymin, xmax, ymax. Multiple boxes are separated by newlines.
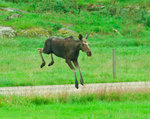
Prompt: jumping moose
<box><xmin>37</xmin><ymin>34</ymin><xmax>92</xmax><ymax>89</ymax></box>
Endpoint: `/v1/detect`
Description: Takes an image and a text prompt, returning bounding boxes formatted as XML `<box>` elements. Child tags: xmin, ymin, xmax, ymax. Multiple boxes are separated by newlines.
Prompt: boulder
<box><xmin>58</xmin><ymin>28</ymin><xmax>78</xmax><ymax>38</ymax></box>
<box><xmin>87</xmin><ymin>5</ymin><xmax>105</xmax><ymax>12</ymax></box>
<box><xmin>0</xmin><ymin>26</ymin><xmax>16</xmax><ymax>38</ymax></box>
<box><xmin>0</xmin><ymin>7</ymin><xmax>26</xmax><ymax>13</ymax></box>
<box><xmin>6</xmin><ymin>13</ymin><xmax>21</xmax><ymax>20</ymax></box>
<box><xmin>18</xmin><ymin>28</ymin><xmax>52</xmax><ymax>37</ymax></box>
<box><xmin>0</xmin><ymin>7</ymin><xmax>15</xmax><ymax>12</ymax></box>
<box><xmin>135</xmin><ymin>6</ymin><xmax>140</xmax><ymax>10</ymax></box>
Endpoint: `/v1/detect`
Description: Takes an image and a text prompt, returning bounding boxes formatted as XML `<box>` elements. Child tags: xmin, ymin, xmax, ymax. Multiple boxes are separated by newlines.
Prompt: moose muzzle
<box><xmin>87</xmin><ymin>51</ymin><xmax>92</xmax><ymax>56</ymax></box>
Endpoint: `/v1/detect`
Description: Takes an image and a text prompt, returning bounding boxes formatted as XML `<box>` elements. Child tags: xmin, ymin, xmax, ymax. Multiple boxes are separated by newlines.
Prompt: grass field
<box><xmin>0</xmin><ymin>92</ymin><xmax>150</xmax><ymax>119</ymax></box>
<box><xmin>0</xmin><ymin>0</ymin><xmax>150</xmax><ymax>87</ymax></box>
<box><xmin>0</xmin><ymin>0</ymin><xmax>150</xmax><ymax>118</ymax></box>
<box><xmin>0</xmin><ymin>36</ymin><xmax>150</xmax><ymax>87</ymax></box>
<box><xmin>0</xmin><ymin>101</ymin><xmax>149</xmax><ymax>119</ymax></box>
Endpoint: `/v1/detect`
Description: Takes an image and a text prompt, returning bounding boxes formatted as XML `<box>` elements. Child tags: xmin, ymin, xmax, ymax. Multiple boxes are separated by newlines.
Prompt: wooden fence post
<box><xmin>112</xmin><ymin>49</ymin><xmax>116</xmax><ymax>79</ymax></box>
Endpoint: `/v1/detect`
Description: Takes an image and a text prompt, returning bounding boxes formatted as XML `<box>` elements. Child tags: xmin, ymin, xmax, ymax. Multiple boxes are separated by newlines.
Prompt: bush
<box><xmin>53</xmin><ymin>23</ymin><xmax>63</xmax><ymax>31</ymax></box>
<box><xmin>3</xmin><ymin>0</ymin><xmax>78</xmax><ymax>13</ymax></box>
<box><xmin>145</xmin><ymin>14</ymin><xmax>150</xmax><ymax>27</ymax></box>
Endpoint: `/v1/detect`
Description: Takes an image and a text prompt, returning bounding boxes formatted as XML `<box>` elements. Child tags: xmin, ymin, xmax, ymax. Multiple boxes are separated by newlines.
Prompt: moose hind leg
<box><xmin>37</xmin><ymin>48</ymin><xmax>46</xmax><ymax>68</ymax></box>
<box><xmin>48</xmin><ymin>54</ymin><xmax>54</xmax><ymax>67</ymax></box>
<box><xmin>66</xmin><ymin>60</ymin><xmax>78</xmax><ymax>89</ymax></box>
<box><xmin>73</xmin><ymin>61</ymin><xmax>84</xmax><ymax>86</ymax></box>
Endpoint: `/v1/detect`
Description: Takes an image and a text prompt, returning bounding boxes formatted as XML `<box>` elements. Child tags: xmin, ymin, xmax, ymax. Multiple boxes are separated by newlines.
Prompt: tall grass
<box><xmin>0</xmin><ymin>93</ymin><xmax>149</xmax><ymax>119</ymax></box>
<box><xmin>0</xmin><ymin>90</ymin><xmax>150</xmax><ymax>105</ymax></box>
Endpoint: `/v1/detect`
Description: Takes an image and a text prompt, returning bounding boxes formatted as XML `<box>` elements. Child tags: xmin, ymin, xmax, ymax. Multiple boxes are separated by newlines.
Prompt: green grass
<box><xmin>0</xmin><ymin>101</ymin><xmax>149</xmax><ymax>119</ymax></box>
<box><xmin>1</xmin><ymin>0</ymin><xmax>150</xmax><ymax>36</ymax></box>
<box><xmin>0</xmin><ymin>1</ymin><xmax>150</xmax><ymax>118</ymax></box>
<box><xmin>0</xmin><ymin>0</ymin><xmax>150</xmax><ymax>87</ymax></box>
<box><xmin>0</xmin><ymin>91</ymin><xmax>150</xmax><ymax>119</ymax></box>
<box><xmin>0</xmin><ymin>36</ymin><xmax>150</xmax><ymax>87</ymax></box>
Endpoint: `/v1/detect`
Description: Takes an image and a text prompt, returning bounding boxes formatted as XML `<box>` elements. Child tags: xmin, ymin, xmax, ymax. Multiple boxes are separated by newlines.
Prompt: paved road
<box><xmin>0</xmin><ymin>81</ymin><xmax>150</xmax><ymax>96</ymax></box>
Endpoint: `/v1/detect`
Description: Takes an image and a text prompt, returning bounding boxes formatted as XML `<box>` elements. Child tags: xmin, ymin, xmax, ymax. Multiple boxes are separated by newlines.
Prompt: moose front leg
<box><xmin>73</xmin><ymin>61</ymin><xmax>84</xmax><ymax>86</ymax></box>
<box><xmin>48</xmin><ymin>54</ymin><xmax>54</xmax><ymax>67</ymax></box>
<box><xmin>37</xmin><ymin>48</ymin><xmax>46</xmax><ymax>68</ymax></box>
<box><xmin>66</xmin><ymin>60</ymin><xmax>78</xmax><ymax>89</ymax></box>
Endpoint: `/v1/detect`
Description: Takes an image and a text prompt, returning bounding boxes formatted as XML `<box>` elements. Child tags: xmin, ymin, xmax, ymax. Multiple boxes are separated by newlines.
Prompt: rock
<box><xmin>121</xmin><ymin>7</ymin><xmax>130</xmax><ymax>15</ymax></box>
<box><xmin>18</xmin><ymin>28</ymin><xmax>52</xmax><ymax>37</ymax></box>
<box><xmin>0</xmin><ymin>7</ymin><xmax>15</xmax><ymax>12</ymax></box>
<box><xmin>0</xmin><ymin>26</ymin><xmax>16</xmax><ymax>38</ymax></box>
<box><xmin>148</xmin><ymin>9</ymin><xmax>150</xmax><ymax>13</ymax></box>
<box><xmin>0</xmin><ymin>7</ymin><xmax>26</xmax><ymax>13</ymax></box>
<box><xmin>135</xmin><ymin>6</ymin><xmax>140</xmax><ymax>10</ymax></box>
<box><xmin>58</xmin><ymin>28</ymin><xmax>78</xmax><ymax>38</ymax></box>
<box><xmin>6</xmin><ymin>13</ymin><xmax>21</xmax><ymax>20</ymax></box>
<box><xmin>100</xmin><ymin>5</ymin><xmax>105</xmax><ymax>9</ymax></box>
<box><xmin>122</xmin><ymin>7</ymin><xmax>130</xmax><ymax>12</ymax></box>
<box><xmin>87</xmin><ymin>5</ymin><xmax>105</xmax><ymax>11</ymax></box>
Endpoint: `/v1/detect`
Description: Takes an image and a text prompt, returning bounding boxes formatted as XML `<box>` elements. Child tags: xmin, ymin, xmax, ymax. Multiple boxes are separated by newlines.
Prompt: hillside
<box><xmin>0</xmin><ymin>0</ymin><xmax>150</xmax><ymax>40</ymax></box>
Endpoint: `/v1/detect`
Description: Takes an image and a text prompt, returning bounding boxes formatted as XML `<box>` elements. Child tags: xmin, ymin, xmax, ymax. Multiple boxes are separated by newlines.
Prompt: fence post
<box><xmin>112</xmin><ymin>49</ymin><xmax>116</xmax><ymax>79</ymax></box>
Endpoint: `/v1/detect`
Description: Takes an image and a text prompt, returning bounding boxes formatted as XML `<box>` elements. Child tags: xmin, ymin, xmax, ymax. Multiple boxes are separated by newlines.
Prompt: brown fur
<box><xmin>37</xmin><ymin>34</ymin><xmax>92</xmax><ymax>89</ymax></box>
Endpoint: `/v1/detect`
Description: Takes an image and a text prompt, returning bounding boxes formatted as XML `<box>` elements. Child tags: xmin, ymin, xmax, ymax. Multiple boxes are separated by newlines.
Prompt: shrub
<box><xmin>145</xmin><ymin>14</ymin><xmax>150</xmax><ymax>27</ymax></box>
<box><xmin>30</xmin><ymin>96</ymin><xmax>50</xmax><ymax>105</ymax></box>
<box><xmin>3</xmin><ymin>0</ymin><xmax>78</xmax><ymax>13</ymax></box>
<box><xmin>53</xmin><ymin>23</ymin><xmax>63</xmax><ymax>31</ymax></box>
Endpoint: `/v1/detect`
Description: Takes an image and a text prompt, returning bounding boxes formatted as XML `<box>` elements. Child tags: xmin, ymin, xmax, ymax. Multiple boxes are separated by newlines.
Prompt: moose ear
<box><xmin>79</xmin><ymin>34</ymin><xmax>83</xmax><ymax>40</ymax></box>
<box><xmin>85</xmin><ymin>34</ymin><xmax>88</xmax><ymax>40</ymax></box>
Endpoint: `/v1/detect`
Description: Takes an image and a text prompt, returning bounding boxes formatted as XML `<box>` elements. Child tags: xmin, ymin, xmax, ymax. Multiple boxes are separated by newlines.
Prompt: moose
<box><xmin>37</xmin><ymin>34</ymin><xmax>92</xmax><ymax>89</ymax></box>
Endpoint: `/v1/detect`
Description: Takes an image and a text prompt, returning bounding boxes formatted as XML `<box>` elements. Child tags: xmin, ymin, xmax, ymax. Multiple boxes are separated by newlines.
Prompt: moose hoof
<box><xmin>75</xmin><ymin>83</ymin><xmax>79</xmax><ymax>89</ymax></box>
<box><xmin>40</xmin><ymin>62</ymin><xmax>45</xmax><ymax>68</ymax></box>
<box><xmin>48</xmin><ymin>61</ymin><xmax>54</xmax><ymax>66</ymax></box>
<box><xmin>80</xmin><ymin>79</ymin><xmax>84</xmax><ymax>86</ymax></box>
<box><xmin>81</xmin><ymin>83</ymin><xmax>84</xmax><ymax>86</ymax></box>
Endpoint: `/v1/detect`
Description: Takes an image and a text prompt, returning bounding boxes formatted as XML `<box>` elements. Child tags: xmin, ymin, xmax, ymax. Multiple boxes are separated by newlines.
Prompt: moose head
<box><xmin>78</xmin><ymin>34</ymin><xmax>92</xmax><ymax>56</ymax></box>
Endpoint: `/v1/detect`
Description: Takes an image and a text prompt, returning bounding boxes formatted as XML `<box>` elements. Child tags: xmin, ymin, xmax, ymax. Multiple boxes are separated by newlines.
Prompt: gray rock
<box><xmin>6</xmin><ymin>13</ymin><xmax>21</xmax><ymax>20</ymax></box>
<box><xmin>18</xmin><ymin>28</ymin><xmax>52</xmax><ymax>37</ymax></box>
<box><xmin>100</xmin><ymin>5</ymin><xmax>105</xmax><ymax>9</ymax></box>
<box><xmin>0</xmin><ymin>26</ymin><xmax>16</xmax><ymax>38</ymax></box>
<box><xmin>87</xmin><ymin>5</ymin><xmax>105</xmax><ymax>11</ymax></box>
<box><xmin>58</xmin><ymin>28</ymin><xmax>78</xmax><ymax>38</ymax></box>
<box><xmin>122</xmin><ymin>7</ymin><xmax>130</xmax><ymax>12</ymax></box>
<box><xmin>135</xmin><ymin>6</ymin><xmax>140</xmax><ymax>10</ymax></box>
<box><xmin>0</xmin><ymin>7</ymin><xmax>26</xmax><ymax>13</ymax></box>
<box><xmin>0</xmin><ymin>7</ymin><xmax>15</xmax><ymax>12</ymax></box>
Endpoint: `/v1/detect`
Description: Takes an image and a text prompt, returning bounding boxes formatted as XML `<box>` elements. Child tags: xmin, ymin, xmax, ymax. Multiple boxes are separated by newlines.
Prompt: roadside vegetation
<box><xmin>0</xmin><ymin>91</ymin><xmax>150</xmax><ymax>119</ymax></box>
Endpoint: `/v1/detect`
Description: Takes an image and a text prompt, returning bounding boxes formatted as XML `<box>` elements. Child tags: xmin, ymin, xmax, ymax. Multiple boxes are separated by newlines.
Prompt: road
<box><xmin>0</xmin><ymin>81</ymin><xmax>150</xmax><ymax>96</ymax></box>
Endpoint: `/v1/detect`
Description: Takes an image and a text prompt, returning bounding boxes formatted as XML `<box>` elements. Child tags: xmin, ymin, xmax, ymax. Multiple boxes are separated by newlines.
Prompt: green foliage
<box><xmin>18</xmin><ymin>27</ymin><xmax>52</xmax><ymax>37</ymax></box>
<box><xmin>1</xmin><ymin>0</ymin><xmax>150</xmax><ymax>37</ymax></box>
<box><xmin>30</xmin><ymin>96</ymin><xmax>51</xmax><ymax>105</ymax></box>
<box><xmin>53</xmin><ymin>23</ymin><xmax>63</xmax><ymax>31</ymax></box>
<box><xmin>0</xmin><ymin>95</ymin><xmax>150</xmax><ymax>119</ymax></box>
<box><xmin>3</xmin><ymin>0</ymin><xmax>78</xmax><ymax>13</ymax></box>
<box><xmin>0</xmin><ymin>98</ymin><xmax>2</xmax><ymax>107</ymax></box>
<box><xmin>145</xmin><ymin>14</ymin><xmax>150</xmax><ymax>27</ymax></box>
